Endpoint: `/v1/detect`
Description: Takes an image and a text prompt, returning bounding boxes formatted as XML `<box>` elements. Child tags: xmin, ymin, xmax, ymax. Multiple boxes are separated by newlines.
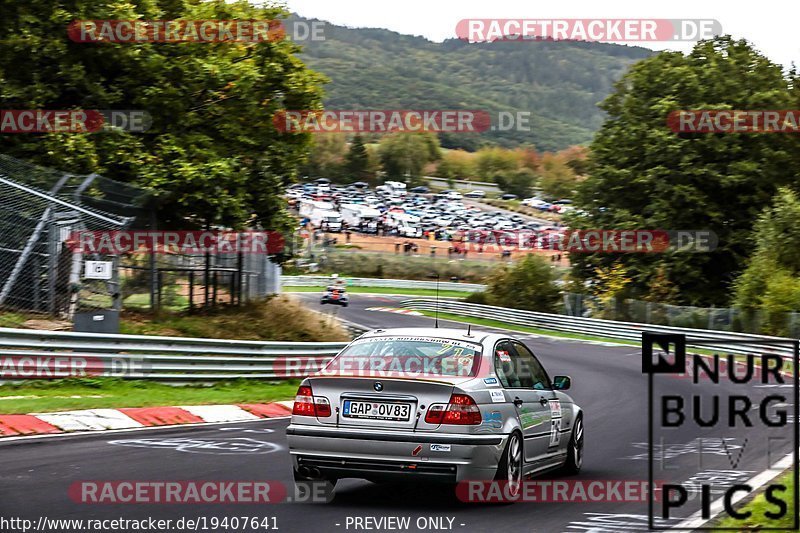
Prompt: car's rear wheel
<box><xmin>561</xmin><ymin>415</ymin><xmax>584</xmax><ymax>475</ymax></box>
<box><xmin>495</xmin><ymin>431</ymin><xmax>523</xmax><ymax>499</ymax></box>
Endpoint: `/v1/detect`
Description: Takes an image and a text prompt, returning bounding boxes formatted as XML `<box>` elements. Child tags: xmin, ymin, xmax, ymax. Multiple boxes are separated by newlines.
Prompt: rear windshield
<box><xmin>327</xmin><ymin>336</ymin><xmax>481</xmax><ymax>377</ymax></box>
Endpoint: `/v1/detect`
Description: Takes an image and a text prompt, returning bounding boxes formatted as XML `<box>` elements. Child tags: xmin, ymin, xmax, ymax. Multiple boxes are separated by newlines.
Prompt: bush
<box><xmin>465</xmin><ymin>291</ymin><xmax>489</xmax><ymax>305</ymax></box>
<box><xmin>483</xmin><ymin>255</ymin><xmax>561</xmax><ymax>312</ymax></box>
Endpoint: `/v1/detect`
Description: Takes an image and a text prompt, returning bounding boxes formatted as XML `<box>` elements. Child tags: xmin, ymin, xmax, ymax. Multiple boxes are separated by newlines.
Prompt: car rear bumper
<box><xmin>286</xmin><ymin>425</ymin><xmax>506</xmax><ymax>482</ymax></box>
<box><xmin>320</xmin><ymin>298</ymin><xmax>347</xmax><ymax>305</ymax></box>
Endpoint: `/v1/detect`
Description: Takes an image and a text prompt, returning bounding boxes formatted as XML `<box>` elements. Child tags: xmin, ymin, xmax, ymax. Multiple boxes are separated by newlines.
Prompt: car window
<box><xmin>494</xmin><ymin>341</ymin><xmax>522</xmax><ymax>388</ymax></box>
<box><xmin>331</xmin><ymin>336</ymin><xmax>481</xmax><ymax>377</ymax></box>
<box><xmin>512</xmin><ymin>342</ymin><xmax>552</xmax><ymax>390</ymax></box>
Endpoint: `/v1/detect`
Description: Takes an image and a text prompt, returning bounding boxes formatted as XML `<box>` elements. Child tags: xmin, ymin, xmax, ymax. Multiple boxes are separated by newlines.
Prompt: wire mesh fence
<box><xmin>0</xmin><ymin>155</ymin><xmax>283</xmax><ymax>330</ymax></box>
<box><xmin>120</xmin><ymin>248</ymin><xmax>282</xmax><ymax>313</ymax></box>
<box><xmin>0</xmin><ymin>157</ymin><xmax>138</xmax><ymax>327</ymax></box>
<box><xmin>562</xmin><ymin>292</ymin><xmax>800</xmax><ymax>338</ymax></box>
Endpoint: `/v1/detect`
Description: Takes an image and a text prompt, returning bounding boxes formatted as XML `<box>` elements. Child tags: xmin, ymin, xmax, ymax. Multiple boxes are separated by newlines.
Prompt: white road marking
<box><xmin>35</xmin><ymin>409</ymin><xmax>143</xmax><ymax>432</ymax></box>
<box><xmin>179</xmin><ymin>404</ymin><xmax>260</xmax><ymax>423</ymax></box>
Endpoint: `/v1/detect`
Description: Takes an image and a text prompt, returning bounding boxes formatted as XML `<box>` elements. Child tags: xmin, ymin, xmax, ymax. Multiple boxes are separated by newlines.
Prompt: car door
<box><xmin>493</xmin><ymin>340</ymin><xmax>551</xmax><ymax>464</ymax></box>
<box><xmin>512</xmin><ymin>341</ymin><xmax>565</xmax><ymax>458</ymax></box>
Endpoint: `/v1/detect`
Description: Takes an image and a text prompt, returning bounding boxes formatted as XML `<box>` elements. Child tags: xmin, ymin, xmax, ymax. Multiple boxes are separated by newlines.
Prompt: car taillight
<box><xmin>314</xmin><ymin>396</ymin><xmax>332</xmax><ymax>417</ymax></box>
<box><xmin>424</xmin><ymin>404</ymin><xmax>446</xmax><ymax>424</ymax></box>
<box><xmin>425</xmin><ymin>393</ymin><xmax>482</xmax><ymax>425</ymax></box>
<box><xmin>291</xmin><ymin>386</ymin><xmax>332</xmax><ymax>417</ymax></box>
<box><xmin>293</xmin><ymin>386</ymin><xmax>315</xmax><ymax>416</ymax></box>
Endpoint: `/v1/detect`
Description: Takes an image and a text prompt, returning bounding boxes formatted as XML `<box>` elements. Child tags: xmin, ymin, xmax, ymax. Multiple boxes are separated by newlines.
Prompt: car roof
<box><xmin>357</xmin><ymin>327</ymin><xmax>504</xmax><ymax>345</ymax></box>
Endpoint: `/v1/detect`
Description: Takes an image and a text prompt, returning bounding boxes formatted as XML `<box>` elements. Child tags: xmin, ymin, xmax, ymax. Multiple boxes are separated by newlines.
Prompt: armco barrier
<box><xmin>3</xmin><ymin>300</ymin><xmax>793</xmax><ymax>383</ymax></box>
<box><xmin>399</xmin><ymin>299</ymin><xmax>796</xmax><ymax>358</ymax></box>
<box><xmin>0</xmin><ymin>328</ymin><xmax>348</xmax><ymax>381</ymax></box>
<box><xmin>281</xmin><ymin>276</ymin><xmax>485</xmax><ymax>292</ymax></box>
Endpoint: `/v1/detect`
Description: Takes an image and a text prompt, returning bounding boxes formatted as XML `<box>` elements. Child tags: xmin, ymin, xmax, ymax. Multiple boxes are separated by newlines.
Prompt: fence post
<box><xmin>212</xmin><ymin>271</ymin><xmax>218</xmax><ymax>306</ymax></box>
<box><xmin>47</xmin><ymin>217</ymin><xmax>57</xmax><ymax>314</ymax></box>
<box><xmin>237</xmin><ymin>236</ymin><xmax>244</xmax><ymax>304</ymax></box>
<box><xmin>188</xmin><ymin>271</ymin><xmax>194</xmax><ymax>310</ymax></box>
<box><xmin>149</xmin><ymin>210</ymin><xmax>158</xmax><ymax>311</ymax></box>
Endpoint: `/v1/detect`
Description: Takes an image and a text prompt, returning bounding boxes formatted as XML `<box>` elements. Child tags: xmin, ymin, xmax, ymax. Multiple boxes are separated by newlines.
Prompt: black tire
<box><xmin>495</xmin><ymin>431</ymin><xmax>523</xmax><ymax>501</ymax></box>
<box><xmin>342</xmin><ymin>302</ymin><xmax>349</xmax><ymax>307</ymax></box>
<box><xmin>561</xmin><ymin>415</ymin><xmax>584</xmax><ymax>475</ymax></box>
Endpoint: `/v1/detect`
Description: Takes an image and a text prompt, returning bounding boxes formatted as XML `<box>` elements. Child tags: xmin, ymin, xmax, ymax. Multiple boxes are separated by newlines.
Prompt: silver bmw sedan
<box><xmin>286</xmin><ymin>327</ymin><xmax>583</xmax><ymax>494</ymax></box>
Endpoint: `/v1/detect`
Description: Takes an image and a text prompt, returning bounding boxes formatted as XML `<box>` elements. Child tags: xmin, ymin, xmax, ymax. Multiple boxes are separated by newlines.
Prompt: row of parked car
<box><xmin>287</xmin><ymin>179</ymin><xmax>567</xmax><ymax>240</ymax></box>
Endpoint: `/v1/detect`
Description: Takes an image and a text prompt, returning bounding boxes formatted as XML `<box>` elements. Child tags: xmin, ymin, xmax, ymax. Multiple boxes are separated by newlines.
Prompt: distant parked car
<box><xmin>409</xmin><ymin>186</ymin><xmax>429</xmax><ymax>193</ymax></box>
<box><xmin>352</xmin><ymin>181</ymin><xmax>369</xmax><ymax>189</ymax></box>
<box><xmin>464</xmin><ymin>190</ymin><xmax>486</xmax><ymax>198</ymax></box>
<box><xmin>501</xmin><ymin>194</ymin><xmax>518</xmax><ymax>200</ymax></box>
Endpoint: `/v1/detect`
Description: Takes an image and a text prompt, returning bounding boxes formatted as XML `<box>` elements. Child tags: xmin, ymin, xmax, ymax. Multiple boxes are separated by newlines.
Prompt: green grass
<box><xmin>0</xmin><ymin>378</ymin><xmax>299</xmax><ymax>414</ymax></box>
<box><xmin>714</xmin><ymin>471</ymin><xmax>795</xmax><ymax>530</ymax></box>
<box><xmin>124</xmin><ymin>290</ymin><xmax>191</xmax><ymax>312</ymax></box>
<box><xmin>415</xmin><ymin>310</ymin><xmax>743</xmax><ymax>358</ymax></box>
<box><xmin>283</xmin><ymin>285</ymin><xmax>474</xmax><ymax>298</ymax></box>
<box><xmin>417</xmin><ymin>310</ymin><xmax>622</xmax><ymax>344</ymax></box>
<box><xmin>0</xmin><ymin>311</ymin><xmax>39</xmax><ymax>329</ymax></box>
<box><xmin>118</xmin><ymin>296</ymin><xmax>349</xmax><ymax>342</ymax></box>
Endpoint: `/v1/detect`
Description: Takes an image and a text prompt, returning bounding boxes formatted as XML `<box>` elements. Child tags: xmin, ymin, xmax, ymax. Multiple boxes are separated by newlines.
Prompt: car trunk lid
<box><xmin>307</xmin><ymin>375</ymin><xmax>465</xmax><ymax>430</ymax></box>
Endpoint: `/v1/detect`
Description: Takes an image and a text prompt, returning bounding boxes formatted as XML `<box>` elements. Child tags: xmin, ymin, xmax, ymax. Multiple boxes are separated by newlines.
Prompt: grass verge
<box><xmin>0</xmin><ymin>378</ymin><xmax>299</xmax><ymax>414</ymax></box>
<box><xmin>415</xmin><ymin>310</ymin><xmax>741</xmax><ymax>359</ymax></box>
<box><xmin>714</xmin><ymin>471</ymin><xmax>795</xmax><ymax>530</ymax></box>
<box><xmin>119</xmin><ymin>295</ymin><xmax>350</xmax><ymax>341</ymax></box>
<box><xmin>417</xmin><ymin>310</ymin><xmax>635</xmax><ymax>345</ymax></box>
<box><xmin>283</xmin><ymin>285</ymin><xmax>474</xmax><ymax>298</ymax></box>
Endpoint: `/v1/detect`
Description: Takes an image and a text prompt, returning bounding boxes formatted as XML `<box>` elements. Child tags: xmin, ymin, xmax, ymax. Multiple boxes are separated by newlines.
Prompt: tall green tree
<box><xmin>491</xmin><ymin>168</ymin><xmax>537</xmax><ymax>198</ymax></box>
<box><xmin>572</xmin><ymin>37</ymin><xmax>798</xmax><ymax>305</ymax></box>
<box><xmin>343</xmin><ymin>134</ymin><xmax>369</xmax><ymax>181</ymax></box>
<box><xmin>377</xmin><ymin>132</ymin><xmax>440</xmax><ymax>181</ymax></box>
<box><xmin>0</xmin><ymin>0</ymin><xmax>325</xmax><ymax>230</ymax></box>
<box><xmin>301</xmin><ymin>134</ymin><xmax>347</xmax><ymax>180</ymax></box>
<box><xmin>734</xmin><ymin>188</ymin><xmax>800</xmax><ymax>313</ymax></box>
<box><xmin>538</xmin><ymin>153</ymin><xmax>578</xmax><ymax>198</ymax></box>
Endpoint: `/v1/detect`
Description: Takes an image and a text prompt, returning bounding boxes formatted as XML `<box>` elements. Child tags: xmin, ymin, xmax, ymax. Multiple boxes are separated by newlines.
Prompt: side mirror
<box><xmin>553</xmin><ymin>375</ymin><xmax>571</xmax><ymax>390</ymax></box>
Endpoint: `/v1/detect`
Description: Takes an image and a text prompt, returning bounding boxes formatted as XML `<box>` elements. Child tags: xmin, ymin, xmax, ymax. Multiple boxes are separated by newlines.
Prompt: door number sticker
<box><xmin>548</xmin><ymin>399</ymin><xmax>563</xmax><ymax>447</ymax></box>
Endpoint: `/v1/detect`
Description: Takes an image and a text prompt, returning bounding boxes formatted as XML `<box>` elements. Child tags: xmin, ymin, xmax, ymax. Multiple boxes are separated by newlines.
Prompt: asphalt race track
<box><xmin>0</xmin><ymin>293</ymin><xmax>794</xmax><ymax>533</ymax></box>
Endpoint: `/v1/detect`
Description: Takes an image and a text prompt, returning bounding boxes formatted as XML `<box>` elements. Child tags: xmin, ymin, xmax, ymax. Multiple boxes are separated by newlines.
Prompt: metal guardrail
<box><xmin>399</xmin><ymin>299</ymin><xmax>796</xmax><ymax>357</ymax></box>
<box><xmin>0</xmin><ymin>327</ymin><xmax>348</xmax><ymax>381</ymax></box>
<box><xmin>4</xmin><ymin>298</ymin><xmax>793</xmax><ymax>383</ymax></box>
<box><xmin>282</xmin><ymin>276</ymin><xmax>485</xmax><ymax>292</ymax></box>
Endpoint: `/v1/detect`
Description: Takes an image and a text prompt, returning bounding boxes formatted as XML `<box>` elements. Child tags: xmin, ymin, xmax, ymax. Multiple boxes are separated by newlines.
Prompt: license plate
<box><xmin>342</xmin><ymin>400</ymin><xmax>411</xmax><ymax>421</ymax></box>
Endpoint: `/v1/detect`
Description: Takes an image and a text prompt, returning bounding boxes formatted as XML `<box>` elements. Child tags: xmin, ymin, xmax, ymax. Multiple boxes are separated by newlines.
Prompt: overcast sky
<box><xmin>281</xmin><ymin>0</ymin><xmax>798</xmax><ymax>69</ymax></box>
